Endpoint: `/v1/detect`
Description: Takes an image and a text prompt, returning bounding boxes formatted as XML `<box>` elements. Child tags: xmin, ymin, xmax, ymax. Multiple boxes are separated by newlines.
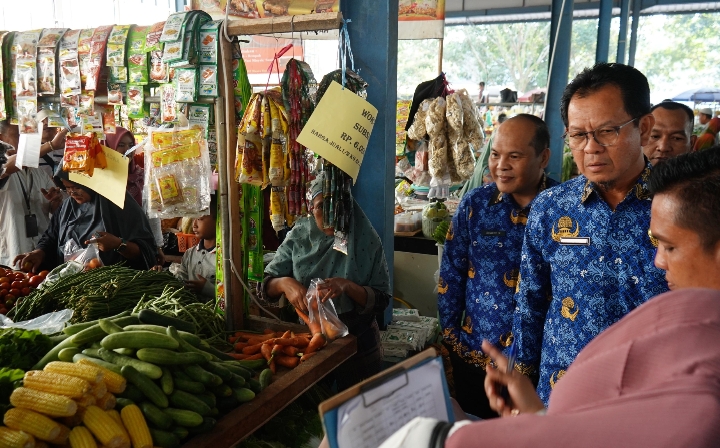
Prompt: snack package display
<box><xmin>126</xmin><ymin>85</ymin><xmax>146</xmax><ymax>119</ymax></box>
<box><xmin>160</xmin><ymin>83</ymin><xmax>177</xmax><ymax>122</ymax></box>
<box><xmin>77</xmin><ymin>28</ymin><xmax>94</xmax><ymax>85</ymax></box>
<box><xmin>106</xmin><ymin>25</ymin><xmax>130</xmax><ymax>82</ymax></box>
<box><xmin>145</xmin><ymin>127</ymin><xmax>212</xmax><ymax>218</ymax></box>
<box><xmin>305</xmin><ymin>279</ymin><xmax>350</xmax><ymax>341</ymax></box>
<box><xmin>198</xmin><ymin>21</ymin><xmax>220</xmax><ymax>64</ymax></box>
<box><xmin>246</xmin><ymin>185</ymin><xmax>263</xmax><ymax>282</ymax></box>
<box><xmin>175</xmin><ymin>68</ymin><xmax>198</xmax><ymax>102</ymax></box>
<box><xmin>37</xmin><ymin>28</ymin><xmax>67</xmax><ymax>94</ymax></box>
<box><xmin>0</xmin><ymin>32</ymin><xmax>8</xmax><ymax>121</ymax></box>
<box><xmin>84</xmin><ymin>25</ymin><xmax>113</xmax><ymax>91</ymax></box>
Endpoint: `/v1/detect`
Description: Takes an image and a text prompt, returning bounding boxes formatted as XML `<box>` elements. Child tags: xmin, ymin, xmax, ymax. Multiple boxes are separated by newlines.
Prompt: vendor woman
<box><xmin>13</xmin><ymin>163</ymin><xmax>157</xmax><ymax>272</ymax></box>
<box><xmin>264</xmin><ymin>172</ymin><xmax>391</xmax><ymax>390</ymax></box>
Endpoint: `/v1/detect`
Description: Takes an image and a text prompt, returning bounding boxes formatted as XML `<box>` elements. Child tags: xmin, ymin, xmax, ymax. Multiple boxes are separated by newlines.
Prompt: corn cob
<box><xmin>77</xmin><ymin>360</ymin><xmax>126</xmax><ymax>394</ymax></box>
<box><xmin>120</xmin><ymin>405</ymin><xmax>152</xmax><ymax>448</ymax></box>
<box><xmin>75</xmin><ymin>393</ymin><xmax>97</xmax><ymax>409</ymax></box>
<box><xmin>82</xmin><ymin>406</ymin><xmax>129</xmax><ymax>448</ymax></box>
<box><xmin>90</xmin><ymin>381</ymin><xmax>107</xmax><ymax>400</ymax></box>
<box><xmin>60</xmin><ymin>410</ymin><xmax>84</xmax><ymax>429</ymax></box>
<box><xmin>10</xmin><ymin>387</ymin><xmax>78</xmax><ymax>417</ymax></box>
<box><xmin>105</xmin><ymin>410</ymin><xmax>130</xmax><ymax>443</ymax></box>
<box><xmin>46</xmin><ymin>424</ymin><xmax>71</xmax><ymax>445</ymax></box>
<box><xmin>0</xmin><ymin>427</ymin><xmax>35</xmax><ymax>448</ymax></box>
<box><xmin>3</xmin><ymin>407</ymin><xmax>62</xmax><ymax>441</ymax></box>
<box><xmin>68</xmin><ymin>426</ymin><xmax>97</xmax><ymax>448</ymax></box>
<box><xmin>44</xmin><ymin>362</ymin><xmax>102</xmax><ymax>384</ymax></box>
<box><xmin>97</xmin><ymin>393</ymin><xmax>116</xmax><ymax>411</ymax></box>
<box><xmin>23</xmin><ymin>371</ymin><xmax>90</xmax><ymax>399</ymax></box>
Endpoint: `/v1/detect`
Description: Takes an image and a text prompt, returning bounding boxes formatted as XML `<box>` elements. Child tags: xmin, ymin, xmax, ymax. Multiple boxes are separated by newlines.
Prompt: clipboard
<box><xmin>319</xmin><ymin>348</ymin><xmax>454</xmax><ymax>448</ymax></box>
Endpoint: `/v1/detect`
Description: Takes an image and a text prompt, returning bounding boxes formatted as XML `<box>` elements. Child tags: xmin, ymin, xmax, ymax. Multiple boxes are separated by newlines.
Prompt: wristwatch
<box><xmin>115</xmin><ymin>238</ymin><xmax>128</xmax><ymax>254</ymax></box>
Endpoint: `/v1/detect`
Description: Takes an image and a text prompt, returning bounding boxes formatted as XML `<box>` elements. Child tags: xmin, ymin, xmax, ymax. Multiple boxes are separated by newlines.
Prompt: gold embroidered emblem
<box><xmin>648</xmin><ymin>229</ymin><xmax>659</xmax><ymax>248</ymax></box>
<box><xmin>635</xmin><ymin>167</ymin><xmax>651</xmax><ymax>200</ymax></box>
<box><xmin>561</xmin><ymin>297</ymin><xmax>579</xmax><ymax>321</ymax></box>
<box><xmin>549</xmin><ymin>370</ymin><xmax>566</xmax><ymax>389</ymax></box>
<box><xmin>468</xmin><ymin>260</ymin><xmax>475</xmax><ymax>279</ymax></box>
<box><xmin>510</xmin><ymin>209</ymin><xmax>528</xmax><ymax>225</ymax></box>
<box><xmin>503</xmin><ymin>269</ymin><xmax>519</xmax><ymax>289</ymax></box>
<box><xmin>499</xmin><ymin>331</ymin><xmax>513</xmax><ymax>348</ymax></box>
<box><xmin>468</xmin><ymin>206</ymin><xmax>473</xmax><ymax>219</ymax></box>
<box><xmin>551</xmin><ymin>216</ymin><xmax>580</xmax><ymax>242</ymax></box>
<box><xmin>446</xmin><ymin>222</ymin><xmax>454</xmax><ymax>241</ymax></box>
<box><xmin>461</xmin><ymin>316</ymin><xmax>473</xmax><ymax>334</ymax></box>
<box><xmin>438</xmin><ymin>276</ymin><xmax>449</xmax><ymax>294</ymax></box>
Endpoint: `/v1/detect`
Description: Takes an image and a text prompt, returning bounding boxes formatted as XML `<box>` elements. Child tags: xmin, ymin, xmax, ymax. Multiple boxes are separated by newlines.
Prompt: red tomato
<box><xmin>0</xmin><ymin>289</ymin><xmax>6</xmax><ymax>298</ymax></box>
<box><xmin>13</xmin><ymin>273</ymin><xmax>25</xmax><ymax>281</ymax></box>
<box><xmin>38</xmin><ymin>270</ymin><xmax>49</xmax><ymax>279</ymax></box>
<box><xmin>10</xmin><ymin>281</ymin><xmax>23</xmax><ymax>289</ymax></box>
<box><xmin>28</xmin><ymin>276</ymin><xmax>43</xmax><ymax>288</ymax></box>
<box><xmin>8</xmin><ymin>289</ymin><xmax>20</xmax><ymax>297</ymax></box>
<box><xmin>20</xmin><ymin>287</ymin><xmax>30</xmax><ymax>296</ymax></box>
<box><xmin>0</xmin><ymin>277</ymin><xmax>9</xmax><ymax>284</ymax></box>
<box><xmin>0</xmin><ymin>282</ymin><xmax>9</xmax><ymax>291</ymax></box>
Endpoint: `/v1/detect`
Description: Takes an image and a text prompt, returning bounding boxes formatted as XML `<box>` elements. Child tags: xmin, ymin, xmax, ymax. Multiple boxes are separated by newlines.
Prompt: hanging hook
<box><xmin>290</xmin><ymin>15</ymin><xmax>296</xmax><ymax>59</ymax></box>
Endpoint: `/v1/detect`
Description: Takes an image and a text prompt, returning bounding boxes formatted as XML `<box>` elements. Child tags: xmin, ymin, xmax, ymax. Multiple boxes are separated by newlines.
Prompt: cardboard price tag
<box><xmin>297</xmin><ymin>81</ymin><xmax>377</xmax><ymax>183</ymax></box>
<box><xmin>69</xmin><ymin>145</ymin><xmax>129</xmax><ymax>209</ymax></box>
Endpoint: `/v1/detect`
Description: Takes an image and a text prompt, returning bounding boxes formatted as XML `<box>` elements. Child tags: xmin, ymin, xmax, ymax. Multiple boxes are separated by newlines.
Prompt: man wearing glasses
<box><xmin>510</xmin><ymin>63</ymin><xmax>668</xmax><ymax>404</ymax></box>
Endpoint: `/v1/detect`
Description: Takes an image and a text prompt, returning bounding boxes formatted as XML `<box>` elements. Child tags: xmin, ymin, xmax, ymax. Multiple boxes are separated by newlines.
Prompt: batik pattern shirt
<box><xmin>511</xmin><ymin>163</ymin><xmax>668</xmax><ymax>404</ymax></box>
<box><xmin>438</xmin><ymin>176</ymin><xmax>558</xmax><ymax>368</ymax></box>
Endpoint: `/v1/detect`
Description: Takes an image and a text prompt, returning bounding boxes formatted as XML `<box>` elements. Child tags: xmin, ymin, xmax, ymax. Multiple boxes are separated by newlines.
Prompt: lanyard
<box><xmin>16</xmin><ymin>171</ymin><xmax>33</xmax><ymax>214</ymax></box>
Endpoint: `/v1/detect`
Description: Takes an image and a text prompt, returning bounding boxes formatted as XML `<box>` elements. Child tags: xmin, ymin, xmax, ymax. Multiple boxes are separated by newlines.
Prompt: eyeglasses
<box><xmin>563</xmin><ymin>117</ymin><xmax>639</xmax><ymax>151</ymax></box>
<box><xmin>64</xmin><ymin>185</ymin><xmax>84</xmax><ymax>193</ymax></box>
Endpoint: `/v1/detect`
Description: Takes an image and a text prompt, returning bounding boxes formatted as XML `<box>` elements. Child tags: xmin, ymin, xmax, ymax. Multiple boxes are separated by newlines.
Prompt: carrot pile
<box><xmin>229</xmin><ymin>328</ymin><xmax>323</xmax><ymax>373</ymax></box>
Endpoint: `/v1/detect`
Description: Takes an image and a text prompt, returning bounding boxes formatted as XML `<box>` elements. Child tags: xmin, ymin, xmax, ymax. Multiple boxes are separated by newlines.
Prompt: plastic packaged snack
<box><xmin>175</xmin><ymin>68</ymin><xmax>197</xmax><ymax>103</ymax></box>
<box><xmin>160</xmin><ymin>84</ymin><xmax>177</xmax><ymax>122</ymax></box>
<box><xmin>126</xmin><ymin>85</ymin><xmax>145</xmax><ymax>119</ymax></box>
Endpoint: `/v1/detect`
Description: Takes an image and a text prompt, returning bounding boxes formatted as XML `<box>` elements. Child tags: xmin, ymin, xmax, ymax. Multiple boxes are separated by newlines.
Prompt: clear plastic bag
<box><xmin>0</xmin><ymin>309</ymin><xmax>74</xmax><ymax>334</ymax></box>
<box><xmin>305</xmin><ymin>278</ymin><xmax>349</xmax><ymax>341</ymax></box>
<box><xmin>62</xmin><ymin>239</ymin><xmax>104</xmax><ymax>270</ymax></box>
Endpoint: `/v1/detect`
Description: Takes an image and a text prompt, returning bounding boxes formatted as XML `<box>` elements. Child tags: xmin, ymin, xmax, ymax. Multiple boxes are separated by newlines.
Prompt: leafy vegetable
<box><xmin>433</xmin><ymin>220</ymin><xmax>450</xmax><ymax>245</ymax></box>
<box><xmin>0</xmin><ymin>328</ymin><xmax>53</xmax><ymax>370</ymax></box>
<box><xmin>0</xmin><ymin>368</ymin><xmax>25</xmax><ymax>418</ymax></box>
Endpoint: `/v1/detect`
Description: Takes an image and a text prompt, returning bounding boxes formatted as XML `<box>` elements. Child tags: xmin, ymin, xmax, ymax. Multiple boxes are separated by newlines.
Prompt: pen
<box><xmin>500</xmin><ymin>342</ymin><xmax>517</xmax><ymax>403</ymax></box>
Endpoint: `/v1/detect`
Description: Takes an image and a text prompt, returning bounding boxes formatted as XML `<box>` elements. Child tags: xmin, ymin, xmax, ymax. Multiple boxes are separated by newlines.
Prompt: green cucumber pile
<box><xmin>35</xmin><ymin>311</ymin><xmax>271</xmax><ymax>448</ymax></box>
<box><xmin>11</xmin><ymin>265</ymin><xmax>199</xmax><ymax>323</ymax></box>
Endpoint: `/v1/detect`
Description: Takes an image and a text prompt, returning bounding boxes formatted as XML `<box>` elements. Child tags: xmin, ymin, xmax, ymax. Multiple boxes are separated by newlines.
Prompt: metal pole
<box><xmin>617</xmin><ymin>0</ymin><xmax>630</xmax><ymax>64</ymax></box>
<box><xmin>438</xmin><ymin>38</ymin><xmax>444</xmax><ymax>74</ymax></box>
<box><xmin>628</xmin><ymin>0</ymin><xmax>641</xmax><ymax>67</ymax></box>
<box><xmin>596</xmin><ymin>0</ymin><xmax>613</xmax><ymax>63</ymax></box>
<box><xmin>545</xmin><ymin>0</ymin><xmax>574</xmax><ymax>181</ymax></box>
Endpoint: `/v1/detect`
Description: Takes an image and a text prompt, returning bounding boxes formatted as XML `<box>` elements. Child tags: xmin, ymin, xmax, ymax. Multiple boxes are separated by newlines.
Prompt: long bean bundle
<box><xmin>11</xmin><ymin>266</ymin><xmax>198</xmax><ymax>323</ymax></box>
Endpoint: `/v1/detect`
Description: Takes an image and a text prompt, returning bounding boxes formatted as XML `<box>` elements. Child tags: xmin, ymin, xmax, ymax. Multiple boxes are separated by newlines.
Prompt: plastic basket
<box><xmin>177</xmin><ymin>233</ymin><xmax>200</xmax><ymax>253</ymax></box>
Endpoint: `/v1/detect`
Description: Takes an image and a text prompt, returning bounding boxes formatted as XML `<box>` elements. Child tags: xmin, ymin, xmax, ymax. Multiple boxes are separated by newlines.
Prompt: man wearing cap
<box><xmin>643</xmin><ymin>101</ymin><xmax>696</xmax><ymax>165</ymax></box>
<box><xmin>694</xmin><ymin>107</ymin><xmax>720</xmax><ymax>151</ymax></box>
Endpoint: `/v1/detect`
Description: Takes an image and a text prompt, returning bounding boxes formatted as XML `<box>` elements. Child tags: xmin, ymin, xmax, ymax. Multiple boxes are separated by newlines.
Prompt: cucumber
<box><xmin>33</xmin><ymin>335</ymin><xmax>78</xmax><ymax>369</ymax></box>
<box><xmin>138</xmin><ymin>309</ymin><xmax>196</xmax><ymax>333</ymax></box>
<box><xmin>171</xmin><ymin>370</ymin><xmax>191</xmax><ymax>381</ymax></box>
<box><xmin>222</xmin><ymin>363</ymin><xmax>252</xmax><ymax>379</ymax></box>
<box><xmin>136</xmin><ymin>348</ymin><xmax>207</xmax><ymax>366</ymax></box>
<box><xmin>114</xmin><ymin>348</ymin><xmax>136</xmax><ymax>357</ymax></box>
<box><xmin>232</xmin><ymin>359</ymin><xmax>266</xmax><ymax>371</ymax></box>
<box><xmin>71</xmin><ymin>316</ymin><xmax>139</xmax><ymax>346</ymax></box>
<box><xmin>149</xmin><ymin>428</ymin><xmax>180</xmax><ymax>448</ymax></box>
<box><xmin>208</xmin><ymin>384</ymin><xmax>232</xmax><ymax>397</ymax></box>
<box><xmin>63</xmin><ymin>310</ymin><xmax>131</xmax><ymax>335</ymax></box>
<box><xmin>183</xmin><ymin>364</ymin><xmax>221</xmax><ymax>386</ymax></box>
<box><xmin>58</xmin><ymin>347</ymin><xmax>80</xmax><ymax>362</ymax></box>
<box><xmin>259</xmin><ymin>368</ymin><xmax>272</xmax><ymax>391</ymax></box>
<box><xmin>203</xmin><ymin>362</ymin><xmax>233</xmax><ymax>381</ymax></box>
<box><xmin>234</xmin><ymin>387</ymin><xmax>255</xmax><ymax>403</ymax></box>
<box><xmin>197</xmin><ymin>341</ymin><xmax>234</xmax><ymax>361</ymax></box>
<box><xmin>195</xmin><ymin>392</ymin><xmax>216</xmax><ymax>409</ymax></box>
<box><xmin>98</xmin><ymin>348</ymin><xmax>163</xmax><ymax>379</ymax></box>
<box><xmin>49</xmin><ymin>333</ymin><xmax>71</xmax><ymax>344</ymax></box>
<box><xmin>101</xmin><ymin>331</ymin><xmax>179</xmax><ymax>350</ymax></box>
<box><xmin>122</xmin><ymin>365</ymin><xmax>169</xmax><ymax>408</ymax></box>
<box><xmin>173</xmin><ymin>378</ymin><xmax>205</xmax><ymax>394</ymax></box>
<box><xmin>140</xmin><ymin>402</ymin><xmax>173</xmax><ymax>430</ymax></box>
<box><xmin>118</xmin><ymin>384</ymin><xmax>145</xmax><ymax>403</ymax></box>
<box><xmin>72</xmin><ymin>353</ymin><xmax>122</xmax><ymax>375</ymax></box>
<box><xmin>171</xmin><ymin>426</ymin><xmax>189</xmax><ymax>440</ymax></box>
<box><xmin>210</xmin><ymin>407</ymin><xmax>219</xmax><ymax>417</ymax></box>
<box><xmin>115</xmin><ymin>397</ymin><xmax>135</xmax><ymax>409</ymax></box>
<box><xmin>247</xmin><ymin>378</ymin><xmax>261</xmax><ymax>394</ymax></box>
<box><xmin>229</xmin><ymin>374</ymin><xmax>246</xmax><ymax>388</ymax></box>
<box><xmin>82</xmin><ymin>348</ymin><xmax>102</xmax><ymax>358</ymax></box>
<box><xmin>98</xmin><ymin>318</ymin><xmax>124</xmax><ymax>334</ymax></box>
<box><xmin>162</xmin><ymin>408</ymin><xmax>203</xmax><ymax>427</ymax></box>
<box><xmin>160</xmin><ymin>368</ymin><xmax>174</xmax><ymax>395</ymax></box>
<box><xmin>125</xmin><ymin>325</ymin><xmax>202</xmax><ymax>347</ymax></box>
<box><xmin>165</xmin><ymin>327</ymin><xmax>212</xmax><ymax>361</ymax></box>
<box><xmin>186</xmin><ymin>418</ymin><xmax>216</xmax><ymax>436</ymax></box>
<box><xmin>216</xmin><ymin>395</ymin><xmax>239</xmax><ymax>411</ymax></box>
<box><xmin>169</xmin><ymin>390</ymin><xmax>211</xmax><ymax>417</ymax></box>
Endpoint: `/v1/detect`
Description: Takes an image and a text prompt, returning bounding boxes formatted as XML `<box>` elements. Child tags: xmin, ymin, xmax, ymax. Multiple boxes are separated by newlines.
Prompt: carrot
<box><xmin>295</xmin><ymin>308</ymin><xmax>322</xmax><ymax>335</ymax></box>
<box><xmin>263</xmin><ymin>328</ymin><xmax>275</xmax><ymax>334</ymax></box>
<box><xmin>228</xmin><ymin>335</ymin><xmax>240</xmax><ymax>344</ymax></box>
<box><xmin>282</xmin><ymin>346</ymin><xmax>300</xmax><ymax>357</ymax></box>
<box><xmin>294</xmin><ymin>333</ymin><xmax>312</xmax><ymax>339</ymax></box>
<box><xmin>234</xmin><ymin>342</ymin><xmax>249</xmax><ymax>352</ymax></box>
<box><xmin>272</xmin><ymin>336</ymin><xmax>307</xmax><ymax>347</ymax></box>
<box><xmin>269</xmin><ymin>359</ymin><xmax>276</xmax><ymax>374</ymax></box>
<box><xmin>296</xmin><ymin>308</ymin><xmax>311</xmax><ymax>325</ymax></box>
<box><xmin>244</xmin><ymin>353</ymin><xmax>264</xmax><ymax>360</ymax></box>
<box><xmin>232</xmin><ymin>331</ymin><xmax>265</xmax><ymax>340</ymax></box>
<box><xmin>305</xmin><ymin>333</ymin><xmax>327</xmax><ymax>354</ymax></box>
<box><xmin>229</xmin><ymin>353</ymin><xmax>249</xmax><ymax>360</ymax></box>
<box><xmin>270</xmin><ymin>344</ymin><xmax>283</xmax><ymax>362</ymax></box>
<box><xmin>242</xmin><ymin>343</ymin><xmax>263</xmax><ymax>355</ymax></box>
<box><xmin>300</xmin><ymin>352</ymin><xmax>317</xmax><ymax>363</ymax></box>
<box><xmin>295</xmin><ymin>337</ymin><xmax>310</xmax><ymax>348</ymax></box>
<box><xmin>261</xmin><ymin>342</ymin><xmax>273</xmax><ymax>362</ymax></box>
<box><xmin>246</xmin><ymin>333</ymin><xmax>277</xmax><ymax>345</ymax></box>
<box><xmin>275</xmin><ymin>354</ymin><xmax>299</xmax><ymax>369</ymax></box>
<box><xmin>281</xmin><ymin>330</ymin><xmax>292</xmax><ymax>339</ymax></box>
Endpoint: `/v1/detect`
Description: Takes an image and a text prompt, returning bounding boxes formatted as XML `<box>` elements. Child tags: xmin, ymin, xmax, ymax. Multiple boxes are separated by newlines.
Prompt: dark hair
<box><xmin>701</xmin><ymin>112</ymin><xmax>713</xmax><ymax>119</ymax></box>
<box><xmin>479</xmin><ymin>81</ymin><xmax>485</xmax><ymax>87</ymax></box>
<box><xmin>506</xmin><ymin>113</ymin><xmax>550</xmax><ymax>155</ymax></box>
<box><xmin>651</xmin><ymin>101</ymin><xmax>694</xmax><ymax>127</ymax></box>
<box><xmin>208</xmin><ymin>194</ymin><xmax>217</xmax><ymax>221</ymax></box>
<box><xmin>648</xmin><ymin>148</ymin><xmax>720</xmax><ymax>249</ymax></box>
<box><xmin>560</xmin><ymin>63</ymin><xmax>651</xmax><ymax>127</ymax></box>
<box><xmin>497</xmin><ymin>113</ymin><xmax>508</xmax><ymax>123</ymax></box>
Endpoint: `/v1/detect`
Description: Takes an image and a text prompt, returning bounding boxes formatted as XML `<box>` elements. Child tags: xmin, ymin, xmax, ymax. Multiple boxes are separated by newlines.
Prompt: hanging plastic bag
<box><xmin>0</xmin><ymin>309</ymin><xmax>73</xmax><ymax>334</ymax></box>
<box><xmin>305</xmin><ymin>278</ymin><xmax>349</xmax><ymax>342</ymax></box>
<box><xmin>62</xmin><ymin>239</ymin><xmax>103</xmax><ymax>270</ymax></box>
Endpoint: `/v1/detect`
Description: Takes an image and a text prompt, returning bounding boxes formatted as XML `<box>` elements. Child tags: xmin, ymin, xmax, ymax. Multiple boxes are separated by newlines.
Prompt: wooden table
<box><xmin>182</xmin><ymin>316</ymin><xmax>357</xmax><ymax>447</ymax></box>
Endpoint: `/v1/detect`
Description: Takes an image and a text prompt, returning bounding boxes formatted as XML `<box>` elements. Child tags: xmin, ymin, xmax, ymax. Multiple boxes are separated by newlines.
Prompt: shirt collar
<box><xmin>580</xmin><ymin>160</ymin><xmax>653</xmax><ymax>204</ymax></box>
<box><xmin>488</xmin><ymin>173</ymin><xmax>551</xmax><ymax>209</ymax></box>
<box><xmin>195</xmin><ymin>239</ymin><xmax>216</xmax><ymax>253</ymax></box>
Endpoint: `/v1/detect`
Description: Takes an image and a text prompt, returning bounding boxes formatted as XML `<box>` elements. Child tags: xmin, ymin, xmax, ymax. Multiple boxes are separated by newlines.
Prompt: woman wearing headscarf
<box><xmin>13</xmin><ymin>164</ymin><xmax>157</xmax><ymax>272</ymax></box>
<box><xmin>264</xmin><ymin>172</ymin><xmax>391</xmax><ymax>390</ymax></box>
<box><xmin>103</xmin><ymin>127</ymin><xmax>144</xmax><ymax>206</ymax></box>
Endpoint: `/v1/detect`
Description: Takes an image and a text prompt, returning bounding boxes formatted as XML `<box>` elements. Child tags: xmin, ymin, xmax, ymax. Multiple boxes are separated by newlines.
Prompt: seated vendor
<box><xmin>13</xmin><ymin>163</ymin><xmax>157</xmax><ymax>272</ymax></box>
<box><xmin>263</xmin><ymin>171</ymin><xmax>392</xmax><ymax>391</ymax></box>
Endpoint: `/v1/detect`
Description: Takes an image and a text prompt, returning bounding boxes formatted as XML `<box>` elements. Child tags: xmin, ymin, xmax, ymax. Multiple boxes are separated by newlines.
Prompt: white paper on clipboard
<box><xmin>336</xmin><ymin>357</ymin><xmax>450</xmax><ymax>448</ymax></box>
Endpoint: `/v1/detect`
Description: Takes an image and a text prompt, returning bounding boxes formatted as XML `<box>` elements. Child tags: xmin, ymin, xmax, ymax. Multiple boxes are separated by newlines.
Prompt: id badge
<box><xmin>24</xmin><ymin>214</ymin><xmax>38</xmax><ymax>238</ymax></box>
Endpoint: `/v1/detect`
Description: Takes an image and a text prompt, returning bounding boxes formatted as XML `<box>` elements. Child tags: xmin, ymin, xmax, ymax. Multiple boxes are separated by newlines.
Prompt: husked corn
<box><xmin>44</xmin><ymin>362</ymin><xmax>102</xmax><ymax>384</ymax></box>
<box><xmin>10</xmin><ymin>387</ymin><xmax>78</xmax><ymax>417</ymax></box>
<box><xmin>23</xmin><ymin>371</ymin><xmax>90</xmax><ymax>398</ymax></box>
<box><xmin>0</xmin><ymin>426</ymin><xmax>35</xmax><ymax>448</ymax></box>
<box><xmin>120</xmin><ymin>405</ymin><xmax>152</xmax><ymax>448</ymax></box>
<box><xmin>3</xmin><ymin>407</ymin><xmax>62</xmax><ymax>441</ymax></box>
<box><xmin>82</xmin><ymin>406</ymin><xmax>129</xmax><ymax>448</ymax></box>
<box><xmin>76</xmin><ymin>359</ymin><xmax>126</xmax><ymax>394</ymax></box>
<box><xmin>68</xmin><ymin>426</ymin><xmax>97</xmax><ymax>448</ymax></box>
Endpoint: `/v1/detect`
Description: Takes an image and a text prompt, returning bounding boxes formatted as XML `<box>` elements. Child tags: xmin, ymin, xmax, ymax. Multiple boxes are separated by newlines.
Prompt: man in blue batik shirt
<box><xmin>511</xmin><ymin>63</ymin><xmax>669</xmax><ymax>405</ymax></box>
<box><xmin>439</xmin><ymin>114</ymin><xmax>558</xmax><ymax>418</ymax></box>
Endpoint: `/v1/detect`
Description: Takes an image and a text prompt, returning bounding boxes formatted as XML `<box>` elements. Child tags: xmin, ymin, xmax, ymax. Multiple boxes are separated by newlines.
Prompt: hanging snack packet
<box><xmin>78</xmin><ymin>91</ymin><xmax>95</xmax><ymax>116</ymax></box>
<box><xmin>17</xmin><ymin>99</ymin><xmax>39</xmax><ymax>134</ymax></box>
<box><xmin>0</xmin><ymin>32</ymin><xmax>8</xmax><ymax>121</ymax></box>
<box><xmin>102</xmin><ymin>110</ymin><xmax>117</xmax><ymax>135</ymax></box>
<box><xmin>85</xmin><ymin>25</ymin><xmax>113</xmax><ymax>91</ymax></box>
<box><xmin>107</xmin><ymin>82</ymin><xmax>125</xmax><ymax>105</ymax></box>
<box><xmin>37</xmin><ymin>28</ymin><xmax>67</xmax><ymax>94</ymax></box>
<box><xmin>234</xmin><ymin>93</ymin><xmax>264</xmax><ymax>186</ymax></box>
<box><xmin>77</xmin><ymin>28</ymin><xmax>94</xmax><ymax>85</ymax></box>
<box><xmin>175</xmin><ymin>68</ymin><xmax>197</xmax><ymax>103</ymax></box>
<box><xmin>160</xmin><ymin>84</ymin><xmax>178</xmax><ymax>122</ymax></box>
<box><xmin>199</xmin><ymin>21</ymin><xmax>220</xmax><ymax>65</ymax></box>
<box><xmin>58</xmin><ymin>29</ymin><xmax>81</xmax><ymax>100</ymax></box>
<box><xmin>198</xmin><ymin>65</ymin><xmax>218</xmax><ymax>97</ymax></box>
<box><xmin>188</xmin><ymin>104</ymin><xmax>211</xmax><ymax>135</ymax></box>
<box><xmin>159</xmin><ymin>12</ymin><xmax>186</xmax><ymax>42</ymax></box>
<box><xmin>126</xmin><ymin>85</ymin><xmax>145</xmax><ymax>119</ymax></box>
<box><xmin>63</xmin><ymin>134</ymin><xmax>95</xmax><ymax>176</ymax></box>
<box><xmin>127</xmin><ymin>25</ymin><xmax>149</xmax><ymax>85</ymax></box>
<box><xmin>106</xmin><ymin>25</ymin><xmax>130</xmax><ymax>83</ymax></box>
<box><xmin>15</xmin><ymin>55</ymin><xmax>37</xmax><ymax>98</ymax></box>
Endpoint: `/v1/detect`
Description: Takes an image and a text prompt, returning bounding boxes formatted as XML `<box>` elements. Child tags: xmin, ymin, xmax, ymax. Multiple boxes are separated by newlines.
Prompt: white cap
<box><xmin>700</xmin><ymin>107</ymin><xmax>713</xmax><ymax>116</ymax></box>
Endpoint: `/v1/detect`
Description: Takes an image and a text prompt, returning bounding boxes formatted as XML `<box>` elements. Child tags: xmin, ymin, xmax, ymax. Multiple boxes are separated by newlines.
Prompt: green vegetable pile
<box><xmin>0</xmin><ymin>328</ymin><xmax>52</xmax><ymax>370</ymax></box>
<box><xmin>433</xmin><ymin>220</ymin><xmax>450</xmax><ymax>245</ymax></box>
<box><xmin>11</xmin><ymin>266</ymin><xmax>199</xmax><ymax>323</ymax></box>
<box><xmin>0</xmin><ymin>368</ymin><xmax>24</xmax><ymax>419</ymax></box>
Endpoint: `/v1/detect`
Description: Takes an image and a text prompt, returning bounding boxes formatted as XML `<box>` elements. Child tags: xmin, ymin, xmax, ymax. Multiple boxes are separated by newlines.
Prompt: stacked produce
<box><xmin>230</xmin><ymin>329</ymin><xmax>320</xmax><ymax>372</ymax></box>
<box><xmin>0</xmin><ymin>268</ymin><xmax>49</xmax><ymax>315</ymax></box>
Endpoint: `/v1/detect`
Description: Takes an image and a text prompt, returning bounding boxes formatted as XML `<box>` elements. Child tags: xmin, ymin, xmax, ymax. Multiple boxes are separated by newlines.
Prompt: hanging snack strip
<box><xmin>0</xmin><ymin>32</ymin><xmax>8</xmax><ymax>121</ymax></box>
<box><xmin>13</xmin><ymin>30</ymin><xmax>42</xmax><ymax>133</ymax></box>
<box><xmin>5</xmin><ymin>32</ymin><xmax>19</xmax><ymax>123</ymax></box>
<box><xmin>62</xmin><ymin>132</ymin><xmax>107</xmax><ymax>177</ymax></box>
<box><xmin>59</xmin><ymin>29</ymin><xmax>81</xmax><ymax>108</ymax></box>
<box><xmin>106</xmin><ymin>24</ymin><xmax>131</xmax><ymax>105</ymax></box>
<box><xmin>147</xmin><ymin>21</ymin><xmax>169</xmax><ymax>84</ymax></box>
<box><xmin>198</xmin><ymin>21</ymin><xmax>220</xmax><ymax>98</ymax></box>
<box><xmin>38</xmin><ymin>28</ymin><xmax>67</xmax><ymax>95</ymax></box>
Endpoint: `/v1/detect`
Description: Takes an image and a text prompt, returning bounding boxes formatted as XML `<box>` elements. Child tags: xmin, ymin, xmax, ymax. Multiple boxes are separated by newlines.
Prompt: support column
<box><xmin>596</xmin><ymin>0</ymin><xmax>613</xmax><ymax>63</ymax></box>
<box><xmin>628</xmin><ymin>0</ymin><xmax>641</xmax><ymax>66</ymax></box>
<box><xmin>341</xmin><ymin>0</ymin><xmax>399</xmax><ymax>326</ymax></box>
<box><xmin>546</xmin><ymin>0</ymin><xmax>574</xmax><ymax>181</ymax></box>
<box><xmin>616</xmin><ymin>0</ymin><xmax>630</xmax><ymax>63</ymax></box>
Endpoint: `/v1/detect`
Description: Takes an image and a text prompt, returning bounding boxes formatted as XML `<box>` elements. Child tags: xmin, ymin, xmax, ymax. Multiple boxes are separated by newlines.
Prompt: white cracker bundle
<box><xmin>426</xmin><ymin>97</ymin><xmax>448</xmax><ymax>179</ymax></box>
<box><xmin>446</xmin><ymin>93</ymin><xmax>475</xmax><ymax>180</ymax></box>
<box><xmin>407</xmin><ymin>99</ymin><xmax>432</xmax><ymax>141</ymax></box>
<box><xmin>457</xmin><ymin>89</ymin><xmax>484</xmax><ymax>152</ymax></box>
